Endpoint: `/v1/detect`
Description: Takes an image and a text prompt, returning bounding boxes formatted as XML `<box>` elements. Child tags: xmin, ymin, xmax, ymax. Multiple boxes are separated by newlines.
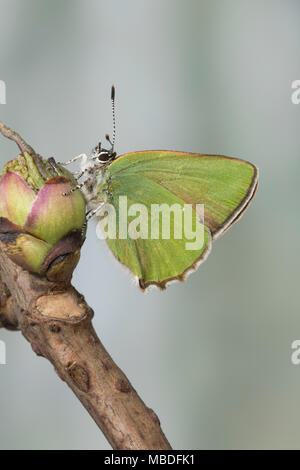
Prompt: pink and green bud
<box><xmin>0</xmin><ymin>152</ymin><xmax>86</xmax><ymax>282</ymax></box>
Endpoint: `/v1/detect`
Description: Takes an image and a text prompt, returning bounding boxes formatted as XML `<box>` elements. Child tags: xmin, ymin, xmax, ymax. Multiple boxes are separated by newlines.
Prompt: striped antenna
<box><xmin>111</xmin><ymin>84</ymin><xmax>116</xmax><ymax>149</ymax></box>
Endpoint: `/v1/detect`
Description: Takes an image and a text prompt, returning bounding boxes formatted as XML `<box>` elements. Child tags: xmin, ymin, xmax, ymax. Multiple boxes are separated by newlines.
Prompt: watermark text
<box><xmin>291</xmin><ymin>80</ymin><xmax>300</xmax><ymax>104</ymax></box>
<box><xmin>95</xmin><ymin>196</ymin><xmax>205</xmax><ymax>250</ymax></box>
<box><xmin>0</xmin><ymin>340</ymin><xmax>6</xmax><ymax>364</ymax></box>
<box><xmin>0</xmin><ymin>80</ymin><xmax>6</xmax><ymax>104</ymax></box>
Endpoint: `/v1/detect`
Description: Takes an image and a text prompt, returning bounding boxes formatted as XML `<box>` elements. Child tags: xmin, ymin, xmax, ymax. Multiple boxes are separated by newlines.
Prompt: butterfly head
<box><xmin>91</xmin><ymin>139</ymin><xmax>116</xmax><ymax>164</ymax></box>
<box><xmin>91</xmin><ymin>85</ymin><xmax>117</xmax><ymax>165</ymax></box>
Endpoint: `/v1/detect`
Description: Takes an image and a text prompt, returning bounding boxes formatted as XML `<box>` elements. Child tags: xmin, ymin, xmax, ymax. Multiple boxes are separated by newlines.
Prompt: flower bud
<box><xmin>0</xmin><ymin>152</ymin><xmax>86</xmax><ymax>282</ymax></box>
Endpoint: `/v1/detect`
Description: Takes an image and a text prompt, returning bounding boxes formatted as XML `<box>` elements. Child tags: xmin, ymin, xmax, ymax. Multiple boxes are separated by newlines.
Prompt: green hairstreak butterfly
<box><xmin>61</xmin><ymin>86</ymin><xmax>258</xmax><ymax>291</ymax></box>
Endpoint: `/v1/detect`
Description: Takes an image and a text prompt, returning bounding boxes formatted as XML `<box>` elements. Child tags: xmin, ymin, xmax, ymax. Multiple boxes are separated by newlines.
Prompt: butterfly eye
<box><xmin>98</xmin><ymin>151</ymin><xmax>112</xmax><ymax>162</ymax></box>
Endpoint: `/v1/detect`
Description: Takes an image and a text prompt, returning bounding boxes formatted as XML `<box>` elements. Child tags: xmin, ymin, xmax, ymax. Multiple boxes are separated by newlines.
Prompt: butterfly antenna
<box><xmin>111</xmin><ymin>84</ymin><xmax>116</xmax><ymax>150</ymax></box>
<box><xmin>105</xmin><ymin>85</ymin><xmax>116</xmax><ymax>152</ymax></box>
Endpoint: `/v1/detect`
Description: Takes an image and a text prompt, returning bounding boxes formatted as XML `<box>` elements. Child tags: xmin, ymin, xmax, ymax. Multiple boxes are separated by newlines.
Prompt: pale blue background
<box><xmin>0</xmin><ymin>0</ymin><xmax>300</xmax><ymax>450</ymax></box>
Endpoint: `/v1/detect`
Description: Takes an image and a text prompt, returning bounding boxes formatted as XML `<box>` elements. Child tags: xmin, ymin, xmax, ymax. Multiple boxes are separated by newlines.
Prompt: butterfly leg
<box><xmin>86</xmin><ymin>203</ymin><xmax>105</xmax><ymax>221</ymax></box>
<box><xmin>62</xmin><ymin>170</ymin><xmax>97</xmax><ymax>196</ymax></box>
<box><xmin>62</xmin><ymin>179</ymin><xmax>88</xmax><ymax>196</ymax></box>
<box><xmin>81</xmin><ymin>206</ymin><xmax>104</xmax><ymax>234</ymax></box>
<box><xmin>81</xmin><ymin>221</ymin><xmax>87</xmax><ymax>236</ymax></box>
<box><xmin>72</xmin><ymin>167</ymin><xmax>90</xmax><ymax>179</ymax></box>
<box><xmin>59</xmin><ymin>153</ymin><xmax>88</xmax><ymax>166</ymax></box>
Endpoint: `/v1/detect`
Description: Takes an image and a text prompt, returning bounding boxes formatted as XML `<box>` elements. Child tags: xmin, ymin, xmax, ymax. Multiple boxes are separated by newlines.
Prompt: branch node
<box><xmin>48</xmin><ymin>322</ymin><xmax>61</xmax><ymax>333</ymax></box>
<box><xmin>67</xmin><ymin>362</ymin><xmax>90</xmax><ymax>393</ymax></box>
<box><xmin>115</xmin><ymin>378</ymin><xmax>131</xmax><ymax>393</ymax></box>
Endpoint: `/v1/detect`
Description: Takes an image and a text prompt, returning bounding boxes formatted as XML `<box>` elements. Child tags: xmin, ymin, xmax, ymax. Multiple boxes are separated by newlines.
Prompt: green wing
<box><xmin>98</xmin><ymin>151</ymin><xmax>258</xmax><ymax>290</ymax></box>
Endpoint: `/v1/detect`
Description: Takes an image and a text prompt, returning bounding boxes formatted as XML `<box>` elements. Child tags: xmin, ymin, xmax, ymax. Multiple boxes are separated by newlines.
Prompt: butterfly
<box><xmin>61</xmin><ymin>86</ymin><xmax>258</xmax><ymax>291</ymax></box>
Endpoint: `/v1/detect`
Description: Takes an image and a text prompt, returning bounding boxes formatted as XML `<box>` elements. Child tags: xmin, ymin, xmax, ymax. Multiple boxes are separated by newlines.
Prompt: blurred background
<box><xmin>0</xmin><ymin>0</ymin><xmax>300</xmax><ymax>450</ymax></box>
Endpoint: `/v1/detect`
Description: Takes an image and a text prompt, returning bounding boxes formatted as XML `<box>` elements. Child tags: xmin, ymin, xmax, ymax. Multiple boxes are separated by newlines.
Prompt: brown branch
<box><xmin>0</xmin><ymin>245</ymin><xmax>172</xmax><ymax>450</ymax></box>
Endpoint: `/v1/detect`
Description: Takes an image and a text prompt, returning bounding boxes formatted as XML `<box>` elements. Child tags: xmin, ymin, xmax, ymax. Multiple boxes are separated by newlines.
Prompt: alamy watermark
<box><xmin>291</xmin><ymin>80</ymin><xmax>300</xmax><ymax>104</ymax></box>
<box><xmin>0</xmin><ymin>80</ymin><xmax>6</xmax><ymax>104</ymax></box>
<box><xmin>291</xmin><ymin>340</ymin><xmax>300</xmax><ymax>365</ymax></box>
<box><xmin>95</xmin><ymin>196</ymin><xmax>205</xmax><ymax>251</ymax></box>
<box><xmin>0</xmin><ymin>340</ymin><xmax>6</xmax><ymax>364</ymax></box>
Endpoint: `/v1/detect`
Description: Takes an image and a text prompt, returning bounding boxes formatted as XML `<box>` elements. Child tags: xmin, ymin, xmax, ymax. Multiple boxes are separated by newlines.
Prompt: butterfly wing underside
<box><xmin>99</xmin><ymin>151</ymin><xmax>258</xmax><ymax>290</ymax></box>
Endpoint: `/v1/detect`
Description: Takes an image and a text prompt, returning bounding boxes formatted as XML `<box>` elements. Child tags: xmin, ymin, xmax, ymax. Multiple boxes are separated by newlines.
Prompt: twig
<box><xmin>0</xmin><ymin>244</ymin><xmax>171</xmax><ymax>450</ymax></box>
<box><xmin>0</xmin><ymin>119</ymin><xmax>35</xmax><ymax>155</ymax></box>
